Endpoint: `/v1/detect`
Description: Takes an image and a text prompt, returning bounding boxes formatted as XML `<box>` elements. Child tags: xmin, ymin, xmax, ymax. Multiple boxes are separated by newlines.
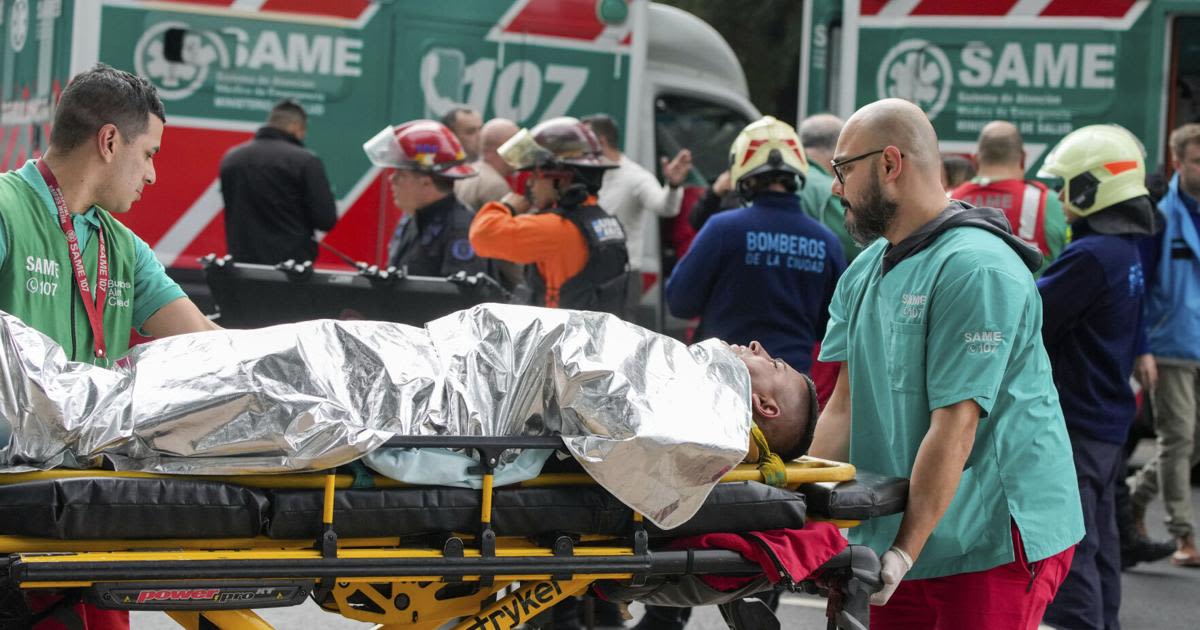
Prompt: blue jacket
<box><xmin>665</xmin><ymin>191</ymin><xmax>846</xmax><ymax>372</ymax></box>
<box><xmin>1038</xmin><ymin>219</ymin><xmax>1145</xmax><ymax>444</ymax></box>
<box><xmin>1141</xmin><ymin>175</ymin><xmax>1200</xmax><ymax>362</ymax></box>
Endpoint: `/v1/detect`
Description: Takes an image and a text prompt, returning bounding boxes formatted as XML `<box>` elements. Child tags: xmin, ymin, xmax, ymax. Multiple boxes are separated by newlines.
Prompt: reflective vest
<box><xmin>528</xmin><ymin>203</ymin><xmax>630</xmax><ymax>315</ymax></box>
<box><xmin>953</xmin><ymin>178</ymin><xmax>1051</xmax><ymax>256</ymax></box>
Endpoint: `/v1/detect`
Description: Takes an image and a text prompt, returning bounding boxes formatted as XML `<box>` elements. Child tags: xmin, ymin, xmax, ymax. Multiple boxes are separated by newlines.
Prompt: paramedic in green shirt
<box><xmin>0</xmin><ymin>61</ymin><xmax>218</xmax><ymax>630</ymax></box>
<box><xmin>808</xmin><ymin>99</ymin><xmax>1083</xmax><ymax>629</ymax></box>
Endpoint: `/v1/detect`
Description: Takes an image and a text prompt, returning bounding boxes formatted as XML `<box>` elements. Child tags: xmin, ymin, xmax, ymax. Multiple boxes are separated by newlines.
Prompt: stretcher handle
<box><xmin>8</xmin><ymin>550</ymin><xmax>762</xmax><ymax>583</ymax></box>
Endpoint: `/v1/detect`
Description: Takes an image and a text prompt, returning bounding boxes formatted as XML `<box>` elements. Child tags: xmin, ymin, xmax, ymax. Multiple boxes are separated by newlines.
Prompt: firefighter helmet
<box><xmin>498</xmin><ymin>116</ymin><xmax>616</xmax><ymax>173</ymax></box>
<box><xmin>362</xmin><ymin>120</ymin><xmax>477</xmax><ymax>178</ymax></box>
<box><xmin>728</xmin><ymin>116</ymin><xmax>809</xmax><ymax>190</ymax></box>
<box><xmin>1037</xmin><ymin>124</ymin><xmax>1149</xmax><ymax>216</ymax></box>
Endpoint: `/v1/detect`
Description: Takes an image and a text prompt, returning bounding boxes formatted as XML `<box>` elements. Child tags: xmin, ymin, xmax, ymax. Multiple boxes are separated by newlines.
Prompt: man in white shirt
<box><xmin>582</xmin><ymin>114</ymin><xmax>692</xmax><ymax>274</ymax></box>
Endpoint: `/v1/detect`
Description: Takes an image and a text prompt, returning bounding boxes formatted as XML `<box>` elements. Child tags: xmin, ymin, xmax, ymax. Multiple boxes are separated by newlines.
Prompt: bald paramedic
<box><xmin>951</xmin><ymin>121</ymin><xmax>1067</xmax><ymax>276</ymax></box>
<box><xmin>808</xmin><ymin>98</ymin><xmax>1083</xmax><ymax>628</ymax></box>
<box><xmin>0</xmin><ymin>63</ymin><xmax>219</xmax><ymax>628</ymax></box>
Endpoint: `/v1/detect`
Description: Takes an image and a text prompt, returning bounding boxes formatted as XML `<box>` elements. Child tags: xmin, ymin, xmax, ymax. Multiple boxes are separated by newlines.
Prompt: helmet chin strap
<box><xmin>558</xmin><ymin>181</ymin><xmax>589</xmax><ymax>209</ymax></box>
<box><xmin>532</xmin><ymin>174</ymin><xmax>587</xmax><ymax>210</ymax></box>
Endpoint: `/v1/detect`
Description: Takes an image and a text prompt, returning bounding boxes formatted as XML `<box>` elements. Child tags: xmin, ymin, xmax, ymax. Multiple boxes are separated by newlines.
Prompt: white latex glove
<box><xmin>870</xmin><ymin>546</ymin><xmax>914</xmax><ymax>606</ymax></box>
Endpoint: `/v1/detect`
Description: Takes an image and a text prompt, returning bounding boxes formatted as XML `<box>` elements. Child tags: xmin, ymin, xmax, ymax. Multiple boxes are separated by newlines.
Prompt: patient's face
<box><xmin>728</xmin><ymin>341</ymin><xmax>809</xmax><ymax>452</ymax></box>
<box><xmin>728</xmin><ymin>341</ymin><xmax>804</xmax><ymax>405</ymax></box>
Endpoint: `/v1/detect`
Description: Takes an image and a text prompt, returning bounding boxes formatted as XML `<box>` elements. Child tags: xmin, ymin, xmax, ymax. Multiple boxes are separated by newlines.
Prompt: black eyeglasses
<box><xmin>830</xmin><ymin>149</ymin><xmax>893</xmax><ymax>185</ymax></box>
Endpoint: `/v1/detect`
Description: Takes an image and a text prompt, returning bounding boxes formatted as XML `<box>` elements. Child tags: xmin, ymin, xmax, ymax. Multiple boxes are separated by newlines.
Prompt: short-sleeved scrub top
<box><xmin>820</xmin><ymin>224</ymin><xmax>1084</xmax><ymax>580</ymax></box>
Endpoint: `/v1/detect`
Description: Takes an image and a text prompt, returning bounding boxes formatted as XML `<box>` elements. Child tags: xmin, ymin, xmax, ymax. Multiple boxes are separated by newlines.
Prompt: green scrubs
<box><xmin>820</xmin><ymin>226</ymin><xmax>1083</xmax><ymax>579</ymax></box>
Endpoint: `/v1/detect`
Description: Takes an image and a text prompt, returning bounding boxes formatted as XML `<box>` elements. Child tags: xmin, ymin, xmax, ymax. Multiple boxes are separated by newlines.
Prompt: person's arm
<box><xmin>663</xmin><ymin>219</ymin><xmax>723</xmax><ymax>318</ymax></box>
<box><xmin>813</xmin><ymin>258</ymin><xmax>852</xmax><ymax>447</ymax></box>
<box><xmin>469</xmin><ymin>197</ymin><xmax>577</xmax><ymax>264</ymax></box>
<box><xmin>142</xmin><ymin>297</ymin><xmax>221</xmax><ymax>337</ymax></box>
<box><xmin>304</xmin><ymin>156</ymin><xmax>338</xmax><ymax>232</ymax></box>
<box><xmin>819</xmin><ymin>236</ymin><xmax>848</xmax><ymax>335</ymax></box>
<box><xmin>891</xmin><ymin>399</ymin><xmax>980</xmax><ymax>561</ymax></box>
<box><xmin>642</xmin><ymin>150</ymin><xmax>692</xmax><ymax>218</ymax></box>
<box><xmin>1036</xmin><ymin>245</ymin><xmax>1104</xmax><ymax>343</ymax></box>
<box><xmin>808</xmin><ymin>365</ymin><xmax>850</xmax><ymax>461</ymax></box>
<box><xmin>0</xmin><ymin>212</ymin><xmax>8</xmax><ymax>271</ymax></box>
<box><xmin>626</xmin><ymin>163</ymin><xmax>682</xmax><ymax>221</ymax></box>
<box><xmin>1134</xmin><ymin>353</ymin><xmax>1158</xmax><ymax>393</ymax></box>
<box><xmin>688</xmin><ymin>171</ymin><xmax>734</xmax><ymax>232</ymax></box>
<box><xmin>883</xmin><ymin>262</ymin><xmax>1026</xmax><ymax>573</ymax></box>
<box><xmin>1135</xmin><ymin>232</ymin><xmax>1162</xmax><ymax>360</ymax></box>
<box><xmin>130</xmin><ymin>233</ymin><xmax>218</xmax><ymax>336</ymax></box>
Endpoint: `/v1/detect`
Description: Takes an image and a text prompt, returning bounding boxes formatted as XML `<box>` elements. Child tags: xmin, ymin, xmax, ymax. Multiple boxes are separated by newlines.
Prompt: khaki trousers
<box><xmin>1130</xmin><ymin>363</ymin><xmax>1200</xmax><ymax>538</ymax></box>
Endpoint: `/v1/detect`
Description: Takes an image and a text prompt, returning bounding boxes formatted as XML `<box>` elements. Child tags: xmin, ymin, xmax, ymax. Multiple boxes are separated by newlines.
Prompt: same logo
<box><xmin>876</xmin><ymin>39</ymin><xmax>953</xmax><ymax>120</ymax></box>
<box><xmin>133</xmin><ymin>21</ymin><xmax>229</xmax><ymax>101</ymax></box>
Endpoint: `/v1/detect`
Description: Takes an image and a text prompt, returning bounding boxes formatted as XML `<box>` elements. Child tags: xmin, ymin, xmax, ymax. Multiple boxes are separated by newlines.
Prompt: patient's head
<box><xmin>728</xmin><ymin>341</ymin><xmax>817</xmax><ymax>462</ymax></box>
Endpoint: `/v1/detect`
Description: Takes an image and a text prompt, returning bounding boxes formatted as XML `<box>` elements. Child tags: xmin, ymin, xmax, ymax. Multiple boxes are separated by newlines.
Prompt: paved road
<box><xmin>131</xmin><ymin>441</ymin><xmax>1199</xmax><ymax>629</ymax></box>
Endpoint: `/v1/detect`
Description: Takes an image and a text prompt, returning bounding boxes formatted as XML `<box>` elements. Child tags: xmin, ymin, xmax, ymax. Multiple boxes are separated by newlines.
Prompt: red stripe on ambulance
<box><xmin>1039</xmin><ymin>0</ymin><xmax>1138</xmax><ymax>18</ymax></box>
<box><xmin>911</xmin><ymin>0</ymin><xmax>1018</xmax><ymax>16</ymax></box>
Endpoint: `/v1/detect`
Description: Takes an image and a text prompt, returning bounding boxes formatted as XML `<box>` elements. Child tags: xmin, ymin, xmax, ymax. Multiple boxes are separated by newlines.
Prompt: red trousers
<box><xmin>872</xmin><ymin>524</ymin><xmax>1075</xmax><ymax>630</ymax></box>
<box><xmin>28</xmin><ymin>595</ymin><xmax>128</xmax><ymax>630</ymax></box>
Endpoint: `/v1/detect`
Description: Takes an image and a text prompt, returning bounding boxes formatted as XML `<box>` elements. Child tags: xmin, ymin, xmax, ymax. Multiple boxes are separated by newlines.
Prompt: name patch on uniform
<box><xmin>743</xmin><ymin>231</ymin><xmax>826</xmax><ymax>272</ymax></box>
<box><xmin>964</xmin><ymin>330</ymin><xmax>1004</xmax><ymax>354</ymax></box>
<box><xmin>107</xmin><ymin>279</ymin><xmax>133</xmax><ymax>309</ymax></box>
<box><xmin>24</xmin><ymin>256</ymin><xmax>60</xmax><ymax>297</ymax></box>
<box><xmin>450</xmin><ymin>239</ymin><xmax>475</xmax><ymax>261</ymax></box>
<box><xmin>590</xmin><ymin>217</ymin><xmax>625</xmax><ymax>243</ymax></box>
<box><xmin>901</xmin><ymin>293</ymin><xmax>927</xmax><ymax>319</ymax></box>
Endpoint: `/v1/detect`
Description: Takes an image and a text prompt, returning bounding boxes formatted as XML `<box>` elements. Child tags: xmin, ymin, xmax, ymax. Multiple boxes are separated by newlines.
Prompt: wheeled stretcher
<box><xmin>0</xmin><ymin>437</ymin><xmax>906</xmax><ymax>630</ymax></box>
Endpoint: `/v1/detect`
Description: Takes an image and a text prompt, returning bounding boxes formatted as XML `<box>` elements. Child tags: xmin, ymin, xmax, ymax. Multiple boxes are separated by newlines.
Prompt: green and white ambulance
<box><xmin>0</xmin><ymin>0</ymin><xmax>759</xmax><ymax>328</ymax></box>
<box><xmin>801</xmin><ymin>0</ymin><xmax>1200</xmax><ymax>174</ymax></box>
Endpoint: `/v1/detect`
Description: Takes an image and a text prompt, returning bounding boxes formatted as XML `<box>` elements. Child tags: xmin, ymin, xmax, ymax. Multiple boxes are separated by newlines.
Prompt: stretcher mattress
<box><xmin>0</xmin><ymin>477</ymin><xmax>807</xmax><ymax>541</ymax></box>
<box><xmin>800</xmin><ymin>471</ymin><xmax>910</xmax><ymax>520</ymax></box>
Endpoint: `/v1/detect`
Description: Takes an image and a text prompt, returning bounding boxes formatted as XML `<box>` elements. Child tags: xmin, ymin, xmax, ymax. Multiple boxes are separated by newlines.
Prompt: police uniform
<box><xmin>387</xmin><ymin>194</ymin><xmax>488</xmax><ymax>277</ymax></box>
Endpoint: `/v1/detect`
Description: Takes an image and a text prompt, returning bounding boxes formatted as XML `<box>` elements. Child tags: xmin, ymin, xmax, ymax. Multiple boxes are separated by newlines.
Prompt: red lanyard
<box><xmin>35</xmin><ymin>159</ymin><xmax>109</xmax><ymax>360</ymax></box>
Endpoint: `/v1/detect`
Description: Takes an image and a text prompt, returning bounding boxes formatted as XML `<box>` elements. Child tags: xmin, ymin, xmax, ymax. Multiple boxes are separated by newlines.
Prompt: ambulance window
<box><xmin>655</xmin><ymin>94</ymin><xmax>750</xmax><ymax>184</ymax></box>
<box><xmin>1171</xmin><ymin>18</ymin><xmax>1200</xmax><ymax>143</ymax></box>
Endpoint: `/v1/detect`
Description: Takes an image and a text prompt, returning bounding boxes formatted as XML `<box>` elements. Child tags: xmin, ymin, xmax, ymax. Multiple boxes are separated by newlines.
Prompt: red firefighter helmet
<box><xmin>498</xmin><ymin>116</ymin><xmax>616</xmax><ymax>173</ymax></box>
<box><xmin>362</xmin><ymin>119</ymin><xmax>477</xmax><ymax>179</ymax></box>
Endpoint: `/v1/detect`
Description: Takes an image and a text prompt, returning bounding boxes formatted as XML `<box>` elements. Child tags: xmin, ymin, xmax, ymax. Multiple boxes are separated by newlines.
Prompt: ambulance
<box><xmin>0</xmin><ymin>0</ymin><xmax>759</xmax><ymax>328</ymax></box>
<box><xmin>801</xmin><ymin>0</ymin><xmax>1196</xmax><ymax>174</ymax></box>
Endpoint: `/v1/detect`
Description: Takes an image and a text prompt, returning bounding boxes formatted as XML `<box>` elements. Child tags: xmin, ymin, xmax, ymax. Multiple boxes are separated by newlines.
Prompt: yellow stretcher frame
<box><xmin>0</xmin><ymin>456</ymin><xmax>857</xmax><ymax>630</ymax></box>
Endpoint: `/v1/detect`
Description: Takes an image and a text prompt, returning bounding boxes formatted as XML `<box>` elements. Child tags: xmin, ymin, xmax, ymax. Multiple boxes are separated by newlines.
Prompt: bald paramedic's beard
<box><xmin>843</xmin><ymin>170</ymin><xmax>899</xmax><ymax>245</ymax></box>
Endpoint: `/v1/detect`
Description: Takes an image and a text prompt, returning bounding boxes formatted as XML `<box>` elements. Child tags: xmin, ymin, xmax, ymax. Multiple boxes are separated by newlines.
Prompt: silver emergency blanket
<box><xmin>0</xmin><ymin>304</ymin><xmax>751</xmax><ymax>528</ymax></box>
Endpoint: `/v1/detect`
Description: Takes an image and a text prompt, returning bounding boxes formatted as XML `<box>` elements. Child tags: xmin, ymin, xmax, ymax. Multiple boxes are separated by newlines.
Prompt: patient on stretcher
<box><xmin>0</xmin><ymin>303</ymin><xmax>815</xmax><ymax>529</ymax></box>
<box><xmin>728</xmin><ymin>341</ymin><xmax>817</xmax><ymax>466</ymax></box>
